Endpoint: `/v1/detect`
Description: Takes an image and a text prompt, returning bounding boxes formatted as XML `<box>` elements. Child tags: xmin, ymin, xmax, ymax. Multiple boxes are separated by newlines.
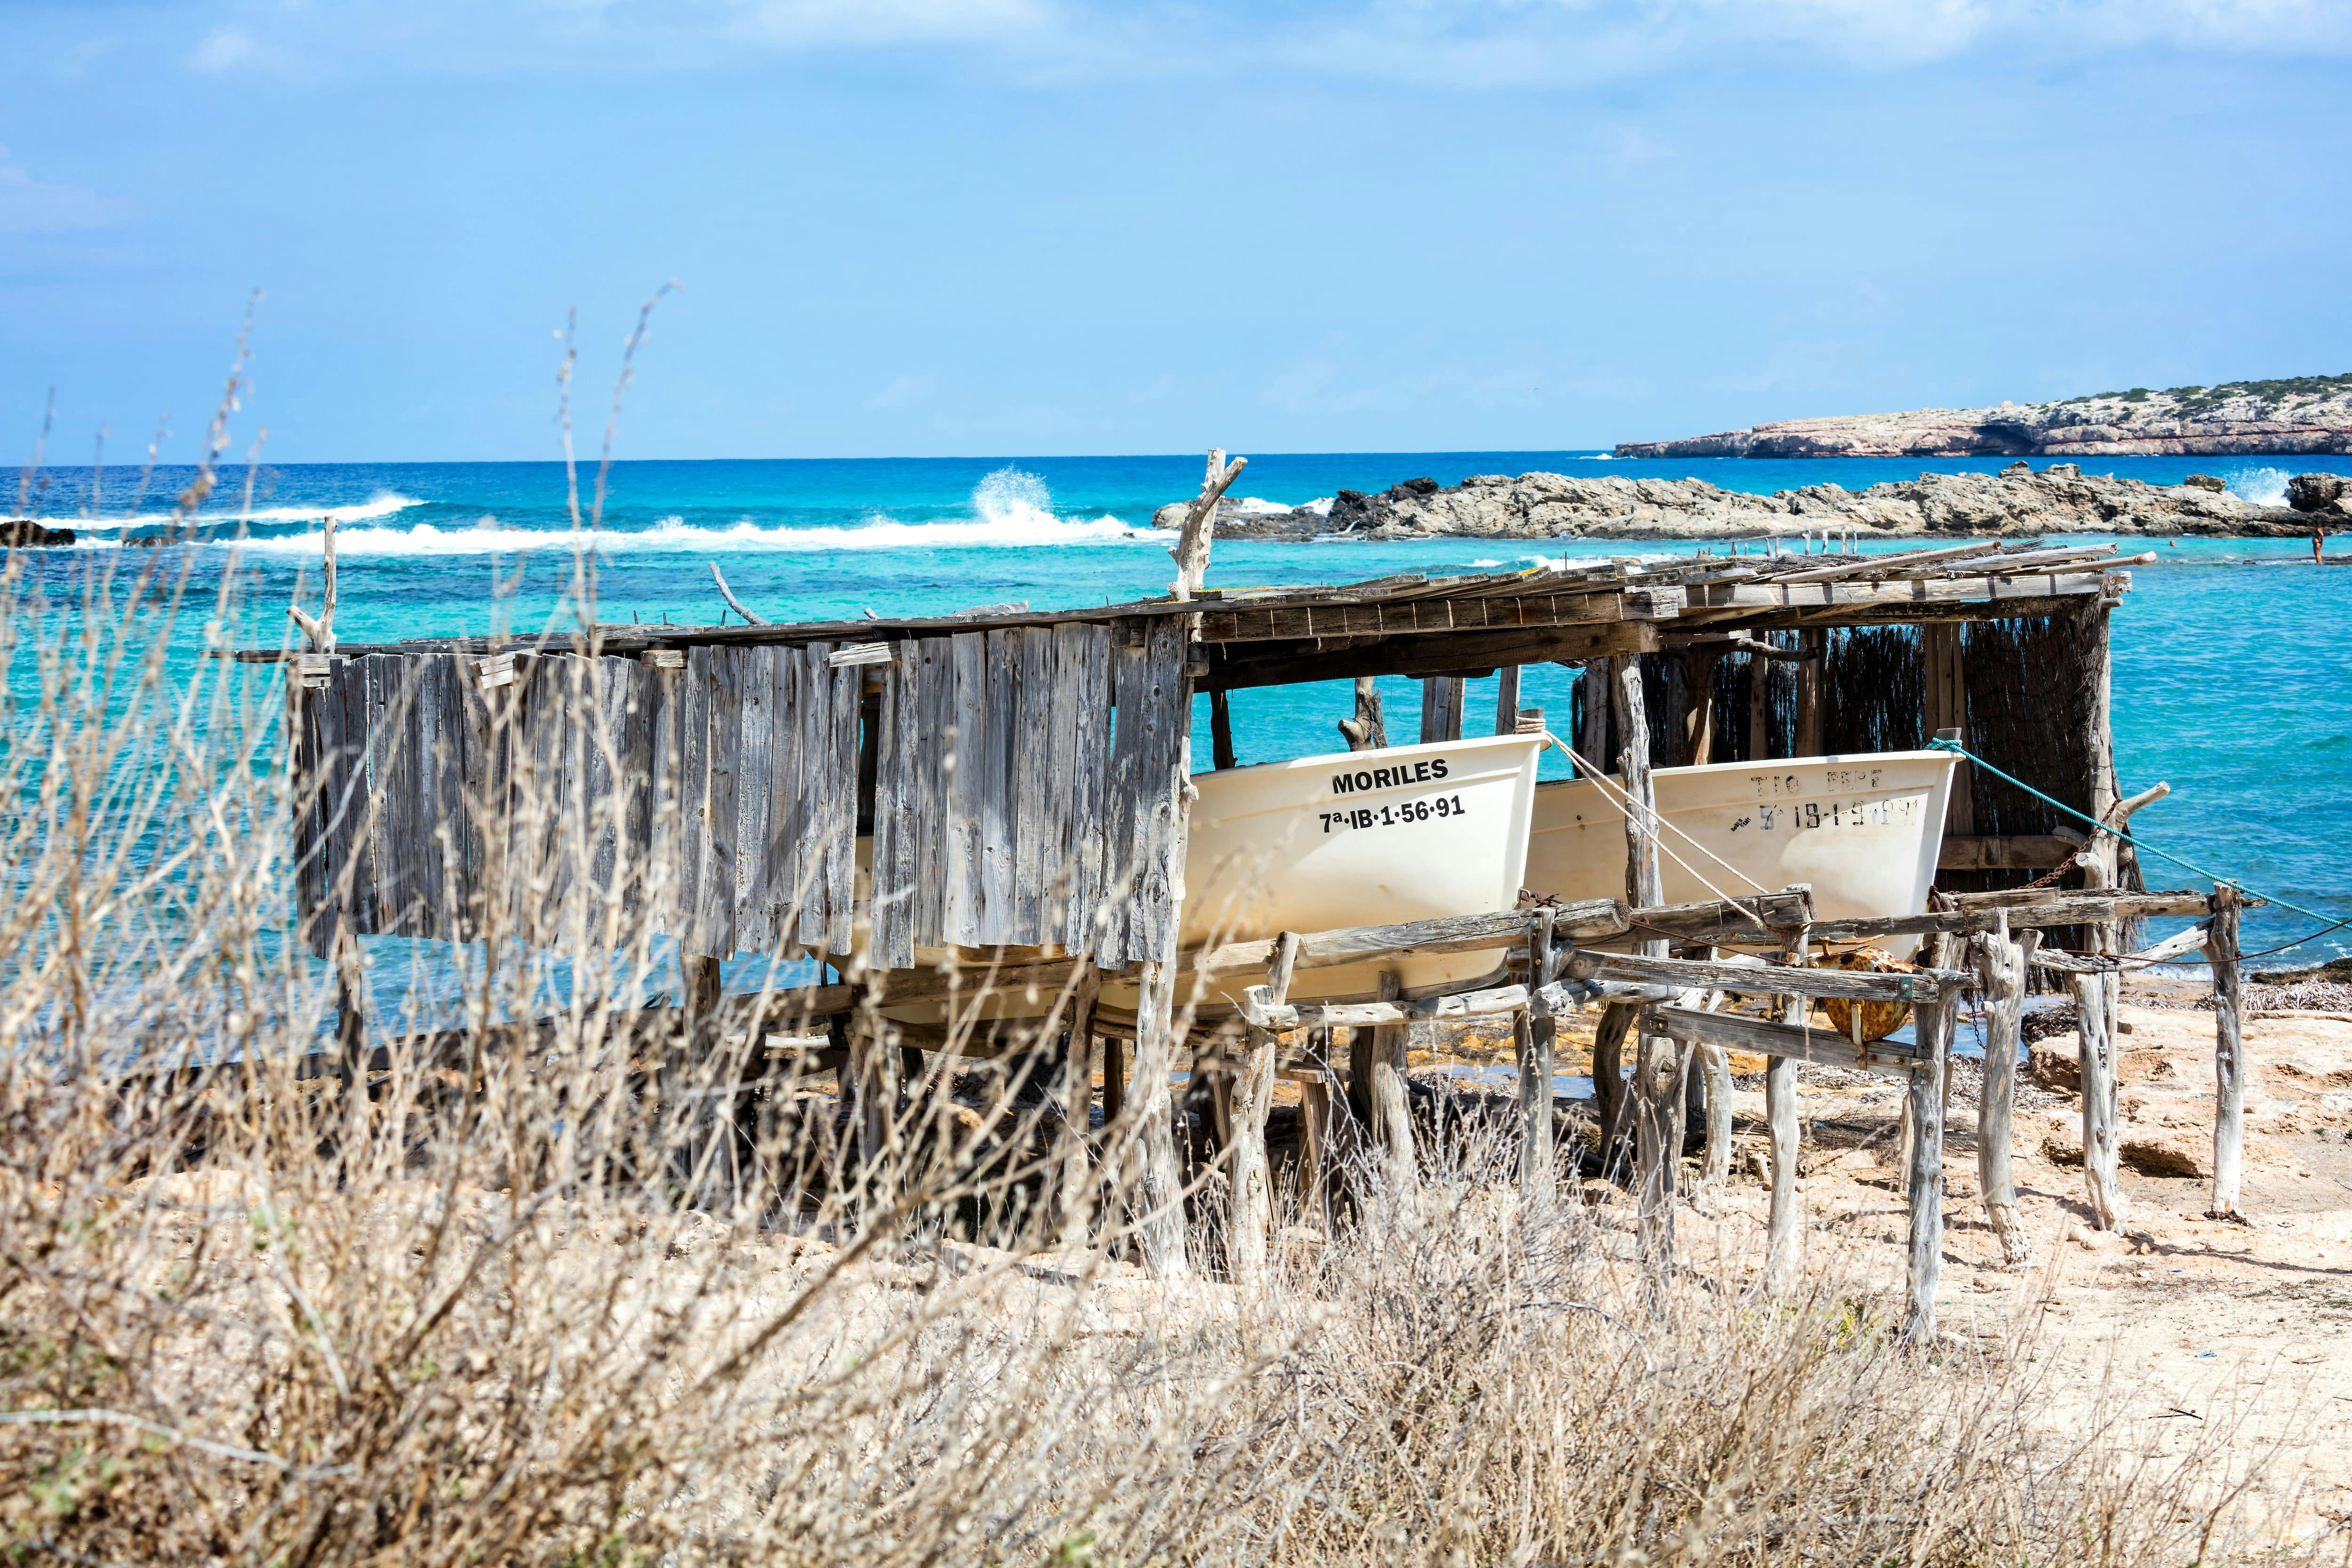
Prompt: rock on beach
<box><xmin>1157</xmin><ymin>461</ymin><xmax>2332</xmax><ymax>542</ymax></box>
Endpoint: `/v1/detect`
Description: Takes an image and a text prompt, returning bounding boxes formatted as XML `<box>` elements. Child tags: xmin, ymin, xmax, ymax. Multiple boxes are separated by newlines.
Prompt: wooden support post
<box><xmin>1923</xmin><ymin>624</ymin><xmax>1973</xmax><ymax>836</ymax></box>
<box><xmin>1678</xmin><ymin>649</ymin><xmax>1724</xmax><ymax>768</ymax></box>
<box><xmin>2073</xmin><ymin>600</ymin><xmax>2125</xmax><ymax>1232</ymax></box>
<box><xmin>1127</xmin><ymin>956</ymin><xmax>1190</xmax><ymax>1278</ymax></box>
<box><xmin>1494</xmin><ymin>665</ymin><xmax>1521</xmax><ymax>738</ymax></box>
<box><xmin>1697</xmin><ymin>1041</ymin><xmax>1734</xmax><ymax>1199</ymax></box>
<box><xmin>1420</xmin><ymin>676</ymin><xmax>1464</xmax><ymax>744</ymax></box>
<box><xmin>1518</xmin><ymin>914</ymin><xmax>1556</xmax><ymax>1200</ymax></box>
<box><xmin>1059</xmin><ymin>963</ymin><xmax>1102</xmax><ymax>1243</ymax></box>
<box><xmin>1170</xmin><ymin>449</ymin><xmax>1246</xmax><ymax>600</ymax></box>
<box><xmin>1591</xmin><ymin>1001</ymin><xmax>1636</xmax><ymax>1171</ymax></box>
<box><xmin>1338</xmin><ymin>676</ymin><xmax>1387</xmax><ymax>752</ymax></box>
<box><xmin>1208</xmin><ymin>688</ymin><xmax>1237</xmax><ymax>772</ymax></box>
<box><xmin>333</xmin><ymin>926</ymin><xmax>367</xmax><ymax>1082</ymax></box>
<box><xmin>851</xmin><ymin>1021</ymin><xmax>897</xmax><ymax>1194</ymax></box>
<box><xmin>683</xmin><ymin>952</ymin><xmax>724</xmax><ymax>1034</ymax></box>
<box><xmin>2205</xmin><ymin>884</ymin><xmax>2247</xmax><ymax>1220</ymax></box>
<box><xmin>1747</xmin><ymin>645</ymin><xmax>1772</xmax><ymax>762</ymax></box>
<box><xmin>1971</xmin><ymin>911</ymin><xmax>2035</xmax><ymax>1267</ymax></box>
<box><xmin>1764</xmin><ymin>928</ymin><xmax>1806</xmax><ymax>1293</ymax></box>
<box><xmin>1795</xmin><ymin>629</ymin><xmax>1825</xmax><ymax>756</ymax></box>
<box><xmin>1634</xmin><ymin>1026</ymin><xmax>1690</xmax><ymax>1297</ymax></box>
<box><xmin>1576</xmin><ymin>660</ymin><xmax>1611</xmax><ymax>780</ymax></box>
<box><xmin>1903</xmin><ymin>932</ymin><xmax>1960</xmax><ymax>1344</ymax></box>
<box><xmin>1102</xmin><ymin>1030</ymin><xmax>1127</xmax><ymax>1127</ymax></box>
<box><xmin>1229</xmin><ymin>1024</ymin><xmax>1279</xmax><ymax>1287</ymax></box>
<box><xmin>1368</xmin><ymin>971</ymin><xmax>1417</xmax><ymax>1199</ymax></box>
<box><xmin>1614</xmin><ymin>661</ymin><xmax>1663</xmax><ymax>921</ymax></box>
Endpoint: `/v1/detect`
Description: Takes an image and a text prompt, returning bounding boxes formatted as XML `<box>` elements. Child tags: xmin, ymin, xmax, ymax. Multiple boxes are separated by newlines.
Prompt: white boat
<box><xmin>1521</xmin><ymin>750</ymin><xmax>1959</xmax><ymax>957</ymax></box>
<box><xmin>866</xmin><ymin>732</ymin><xmax>1548</xmax><ymax>1023</ymax></box>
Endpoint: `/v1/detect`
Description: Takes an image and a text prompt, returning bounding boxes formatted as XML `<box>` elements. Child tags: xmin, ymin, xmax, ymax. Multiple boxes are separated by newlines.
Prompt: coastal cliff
<box><xmin>1155</xmin><ymin>462</ymin><xmax>2343</xmax><ymax>542</ymax></box>
<box><xmin>1612</xmin><ymin>374</ymin><xmax>2352</xmax><ymax>459</ymax></box>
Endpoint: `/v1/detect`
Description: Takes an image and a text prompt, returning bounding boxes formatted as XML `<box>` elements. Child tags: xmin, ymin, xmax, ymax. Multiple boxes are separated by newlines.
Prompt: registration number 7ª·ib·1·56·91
<box><xmin>1319</xmin><ymin>795</ymin><xmax>1468</xmax><ymax>834</ymax></box>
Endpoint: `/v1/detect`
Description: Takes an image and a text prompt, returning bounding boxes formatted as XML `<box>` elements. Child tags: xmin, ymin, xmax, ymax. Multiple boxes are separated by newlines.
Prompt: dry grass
<box><xmin>0</xmin><ymin>514</ymin><xmax>2287</xmax><ymax>1565</ymax></box>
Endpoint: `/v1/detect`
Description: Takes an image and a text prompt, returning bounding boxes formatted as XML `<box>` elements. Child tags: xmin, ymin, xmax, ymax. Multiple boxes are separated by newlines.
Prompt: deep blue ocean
<box><xmin>18</xmin><ymin>448</ymin><xmax>2352</xmax><ymax>979</ymax></box>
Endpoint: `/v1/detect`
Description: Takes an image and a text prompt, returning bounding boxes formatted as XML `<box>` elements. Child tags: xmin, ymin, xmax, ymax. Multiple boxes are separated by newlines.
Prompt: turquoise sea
<box><xmin>17</xmin><ymin>448</ymin><xmax>2352</xmax><ymax>979</ymax></box>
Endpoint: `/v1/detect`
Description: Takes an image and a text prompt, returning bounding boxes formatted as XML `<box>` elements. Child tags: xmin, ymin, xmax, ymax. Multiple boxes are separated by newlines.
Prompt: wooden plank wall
<box><xmin>293</xmin><ymin>623</ymin><xmax>1180</xmax><ymax>971</ymax></box>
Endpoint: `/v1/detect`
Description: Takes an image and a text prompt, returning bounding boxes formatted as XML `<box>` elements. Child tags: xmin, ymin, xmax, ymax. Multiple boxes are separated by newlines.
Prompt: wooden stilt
<box><xmin>1678</xmin><ymin>648</ymin><xmax>1724</xmax><ymax>767</ymax></box>
<box><xmin>1614</xmin><ymin>661</ymin><xmax>1663</xmax><ymax>920</ymax></box>
<box><xmin>1518</xmin><ymin>913</ymin><xmax>1556</xmax><ymax>1200</ymax></box>
<box><xmin>1127</xmin><ymin>956</ymin><xmax>1190</xmax><ymax>1278</ymax></box>
<box><xmin>1368</xmin><ymin>971</ymin><xmax>1417</xmax><ymax>1198</ymax></box>
<box><xmin>2072</xmin><ymin>599</ymin><xmax>2127</xmax><ymax>1232</ymax></box>
<box><xmin>1338</xmin><ymin>676</ymin><xmax>1387</xmax><ymax>751</ymax></box>
<box><xmin>1923</xmin><ymin>625</ymin><xmax>1973</xmax><ymax>837</ymax></box>
<box><xmin>1591</xmin><ymin>1001</ymin><xmax>1636</xmax><ymax>1170</ymax></box>
<box><xmin>333</xmin><ymin>925</ymin><xmax>367</xmax><ymax>1081</ymax></box>
<box><xmin>1634</xmin><ymin>1027</ymin><xmax>1690</xmax><ymax>1296</ymax></box>
<box><xmin>1419</xmin><ymin>676</ymin><xmax>1464</xmax><ymax>744</ymax></box>
<box><xmin>1903</xmin><ymin>932</ymin><xmax>1959</xmax><ymax>1344</ymax></box>
<box><xmin>1209</xmin><ymin>689</ymin><xmax>1237</xmax><ymax>772</ymax></box>
<box><xmin>1347</xmin><ymin>1020</ymin><xmax>1374</xmax><ymax>1131</ymax></box>
<box><xmin>2205</xmin><ymin>884</ymin><xmax>2247</xmax><ymax>1220</ymax></box>
<box><xmin>1697</xmin><ymin>1039</ymin><xmax>1733</xmax><ymax>1198</ymax></box>
<box><xmin>1059</xmin><ymin>962</ymin><xmax>1101</xmax><ymax>1242</ymax></box>
<box><xmin>1747</xmin><ymin>646</ymin><xmax>1772</xmax><ymax>762</ymax></box>
<box><xmin>1971</xmin><ymin>911</ymin><xmax>2035</xmax><ymax>1266</ymax></box>
<box><xmin>2073</xmin><ymin>965</ymin><xmax>2124</xmax><ymax>1229</ymax></box>
<box><xmin>1765</xmin><ymin>923</ymin><xmax>1809</xmax><ymax>1292</ymax></box>
<box><xmin>1795</xmin><ymin>629</ymin><xmax>1825</xmax><ymax>756</ymax></box>
<box><xmin>1229</xmin><ymin>1025</ymin><xmax>1278</xmax><ymax>1285</ymax></box>
<box><xmin>1102</xmin><ymin>1030</ymin><xmax>1127</xmax><ymax>1127</ymax></box>
<box><xmin>1576</xmin><ymin>660</ymin><xmax>1611</xmax><ymax>780</ymax></box>
<box><xmin>1494</xmin><ymin>665</ymin><xmax>1522</xmax><ymax>738</ymax></box>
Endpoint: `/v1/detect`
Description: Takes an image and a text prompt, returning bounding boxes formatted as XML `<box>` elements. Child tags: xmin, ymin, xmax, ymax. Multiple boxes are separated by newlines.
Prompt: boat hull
<box><xmin>874</xmin><ymin>732</ymin><xmax>1547</xmax><ymax>1022</ymax></box>
<box><xmin>1523</xmin><ymin>751</ymin><xmax>1958</xmax><ymax>958</ymax></box>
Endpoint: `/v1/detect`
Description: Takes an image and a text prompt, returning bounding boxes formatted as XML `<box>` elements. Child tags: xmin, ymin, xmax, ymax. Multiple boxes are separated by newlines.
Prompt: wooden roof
<box><xmin>244</xmin><ymin>539</ymin><xmax>2137</xmax><ymax>691</ymax></box>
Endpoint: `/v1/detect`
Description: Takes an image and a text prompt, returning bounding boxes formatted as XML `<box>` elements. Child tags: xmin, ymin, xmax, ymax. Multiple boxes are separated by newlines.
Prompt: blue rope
<box><xmin>1924</xmin><ymin>737</ymin><xmax>2338</xmax><ymax>926</ymax></box>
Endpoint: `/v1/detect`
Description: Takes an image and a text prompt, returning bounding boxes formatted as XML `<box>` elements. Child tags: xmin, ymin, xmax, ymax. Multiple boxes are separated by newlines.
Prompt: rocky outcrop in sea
<box><xmin>1613</xmin><ymin>375</ymin><xmax>2352</xmax><ymax>458</ymax></box>
<box><xmin>1152</xmin><ymin>462</ymin><xmax>2348</xmax><ymax>543</ymax></box>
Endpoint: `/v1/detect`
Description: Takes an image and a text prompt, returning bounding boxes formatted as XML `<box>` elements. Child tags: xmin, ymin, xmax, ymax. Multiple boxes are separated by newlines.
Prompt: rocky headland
<box><xmin>1155</xmin><ymin>462</ymin><xmax>2350</xmax><ymax>543</ymax></box>
<box><xmin>1614</xmin><ymin>374</ymin><xmax>2352</xmax><ymax>459</ymax></box>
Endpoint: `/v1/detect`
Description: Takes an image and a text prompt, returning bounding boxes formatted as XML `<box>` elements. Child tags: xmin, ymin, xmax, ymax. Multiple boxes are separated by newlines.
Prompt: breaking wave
<box><xmin>57</xmin><ymin>493</ymin><xmax>428</xmax><ymax>531</ymax></box>
<box><xmin>2228</xmin><ymin>467</ymin><xmax>2290</xmax><ymax>506</ymax></box>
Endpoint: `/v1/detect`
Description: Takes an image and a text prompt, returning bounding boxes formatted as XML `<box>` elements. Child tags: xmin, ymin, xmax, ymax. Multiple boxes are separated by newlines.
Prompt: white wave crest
<box><xmin>61</xmin><ymin>492</ymin><xmax>426</xmax><ymax>531</ymax></box>
<box><xmin>2228</xmin><ymin>467</ymin><xmax>2290</xmax><ymax>506</ymax></box>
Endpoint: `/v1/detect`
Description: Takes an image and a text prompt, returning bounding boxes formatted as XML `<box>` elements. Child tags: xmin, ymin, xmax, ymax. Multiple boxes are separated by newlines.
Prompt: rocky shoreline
<box><xmin>1155</xmin><ymin>462</ymin><xmax>2351</xmax><ymax>543</ymax></box>
<box><xmin>1613</xmin><ymin>375</ymin><xmax>2352</xmax><ymax>458</ymax></box>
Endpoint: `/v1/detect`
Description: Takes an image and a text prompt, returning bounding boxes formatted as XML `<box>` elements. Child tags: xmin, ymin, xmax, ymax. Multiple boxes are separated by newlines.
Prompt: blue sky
<box><xmin>3</xmin><ymin>0</ymin><xmax>2348</xmax><ymax>462</ymax></box>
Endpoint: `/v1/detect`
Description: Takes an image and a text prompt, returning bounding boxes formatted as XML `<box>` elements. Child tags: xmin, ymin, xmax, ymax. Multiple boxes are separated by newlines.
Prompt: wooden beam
<box><xmin>1645</xmin><ymin>1003</ymin><xmax>1924</xmax><ymax>1076</ymax></box>
<box><xmin>1189</xmin><ymin>898</ymin><xmax>1631</xmax><ymax>979</ymax></box>
<box><xmin>1567</xmin><ymin>947</ymin><xmax>1971</xmax><ymax>1001</ymax></box>
<box><xmin>1205</xmin><ymin>620</ymin><xmax>1658</xmax><ymax>692</ymax></box>
<box><xmin>1195</xmin><ymin>586</ymin><xmax>1682</xmax><ymax>645</ymax></box>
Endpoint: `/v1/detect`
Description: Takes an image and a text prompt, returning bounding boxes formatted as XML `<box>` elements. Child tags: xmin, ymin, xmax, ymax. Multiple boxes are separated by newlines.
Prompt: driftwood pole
<box><xmin>1794</xmin><ymin>629</ymin><xmax>1825</xmax><ymax>756</ymax></box>
<box><xmin>1971</xmin><ymin>912</ymin><xmax>2035</xmax><ymax>1267</ymax></box>
<box><xmin>1518</xmin><ymin>912</ymin><xmax>1556</xmax><ymax>1200</ymax></box>
<box><xmin>1765</xmin><ymin>923</ymin><xmax>1809</xmax><ymax>1292</ymax></box>
<box><xmin>1747</xmin><ymin>646</ymin><xmax>1772</xmax><ymax>761</ymax></box>
<box><xmin>1576</xmin><ymin>660</ymin><xmax>1611</xmax><ymax>779</ymax></box>
<box><xmin>1494</xmin><ymin>665</ymin><xmax>1521</xmax><ymax>738</ymax></box>
<box><xmin>2206</xmin><ymin>884</ymin><xmax>2248</xmax><ymax>1220</ymax></box>
<box><xmin>1127</xmin><ymin>957</ymin><xmax>1190</xmax><ymax>1277</ymax></box>
<box><xmin>1227</xmin><ymin>932</ymin><xmax>1297</xmax><ymax>1285</ymax></box>
<box><xmin>1058</xmin><ymin>962</ymin><xmax>1102</xmax><ymax>1242</ymax></box>
<box><xmin>1613</xmin><ymin>660</ymin><xmax>1681</xmax><ymax>1283</ymax></box>
<box><xmin>1420</xmin><ymin>677</ymin><xmax>1464</xmax><ymax>743</ymax></box>
<box><xmin>1369</xmin><ymin>971</ymin><xmax>1418</xmax><ymax>1199</ymax></box>
<box><xmin>1169</xmin><ymin>449</ymin><xmax>1246</xmax><ymax>601</ymax></box>
<box><xmin>2073</xmin><ymin>600</ymin><xmax>2126</xmax><ymax>1230</ymax></box>
<box><xmin>1903</xmin><ymin>934</ymin><xmax>1960</xmax><ymax>1343</ymax></box>
<box><xmin>1338</xmin><ymin>677</ymin><xmax>1387</xmax><ymax>752</ymax></box>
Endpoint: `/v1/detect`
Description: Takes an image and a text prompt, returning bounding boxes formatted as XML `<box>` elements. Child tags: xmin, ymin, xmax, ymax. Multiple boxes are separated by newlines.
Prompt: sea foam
<box><xmin>2229</xmin><ymin>467</ymin><xmax>2290</xmax><ymax>507</ymax></box>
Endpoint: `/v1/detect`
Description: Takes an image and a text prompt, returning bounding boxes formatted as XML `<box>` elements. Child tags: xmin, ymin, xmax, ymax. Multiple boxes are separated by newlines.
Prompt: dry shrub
<box><xmin>0</xmin><ymin>541</ymin><xmax>2264</xmax><ymax>1566</ymax></box>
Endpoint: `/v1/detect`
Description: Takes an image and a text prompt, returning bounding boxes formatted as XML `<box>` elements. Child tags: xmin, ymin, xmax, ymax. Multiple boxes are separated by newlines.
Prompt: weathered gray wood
<box><xmin>647</xmin><ymin>652</ymin><xmax>685</xmax><ymax>938</ymax></box>
<box><xmin>1698</xmin><ymin>1035</ymin><xmax>1734</xmax><ymax>1199</ymax></box>
<box><xmin>1098</xmin><ymin>628</ymin><xmax>1150</xmax><ymax>965</ymax></box>
<box><xmin>1061</xmin><ymin>623</ymin><xmax>1112</xmax><ymax>957</ymax></box>
<box><xmin>1971</xmin><ymin>913</ymin><xmax>2035</xmax><ymax>1267</ymax></box>
<box><xmin>2206</xmin><ymin>884</ymin><xmax>2247</xmax><ymax>1220</ymax></box>
<box><xmin>977</xmin><ymin>629</ymin><xmax>1020</xmax><ymax>945</ymax></box>
<box><xmin>733</xmin><ymin>645</ymin><xmax>776</xmax><ymax>956</ymax></box>
<box><xmin>1102</xmin><ymin>1028</ymin><xmax>1126</xmax><ymax>1128</ymax></box>
<box><xmin>1569</xmin><ymin>947</ymin><xmax>1968</xmax><ymax>1001</ymax></box>
<box><xmin>1629</xmin><ymin>890</ymin><xmax>1812</xmax><ymax>947</ymax></box>
<box><xmin>793</xmin><ymin>643</ymin><xmax>833</xmax><ymax>951</ymax></box>
<box><xmin>1576</xmin><ymin>660</ymin><xmax>1610</xmax><ymax>781</ymax></box>
<box><xmin>942</xmin><ymin>632</ymin><xmax>987</xmax><ymax>949</ymax></box>
<box><xmin>2073</xmin><ymin>959</ymin><xmax>2125</xmax><ymax>1231</ymax></box>
<box><xmin>1816</xmin><ymin>889</ymin><xmax>2239</xmax><ymax>943</ymax></box>
<box><xmin>1124</xmin><ymin>956</ymin><xmax>1189</xmax><ymax>1278</ymax></box>
<box><xmin>1229</xmin><ymin>1023</ymin><xmax>1278</xmax><ymax>1286</ymax></box>
<box><xmin>1592</xmin><ymin>1000</ymin><xmax>1634</xmax><ymax>1164</ymax></box>
<box><xmin>1008</xmin><ymin>625</ymin><xmax>1058</xmax><ymax>945</ymax></box>
<box><xmin>1170</xmin><ymin>449</ymin><xmax>1245</xmax><ymax>599</ymax></box>
<box><xmin>1420</xmin><ymin>676</ymin><xmax>1464</xmax><ymax>743</ymax></box>
<box><xmin>1936</xmin><ymin>834</ymin><xmax>2079</xmax><ymax>871</ymax></box>
<box><xmin>1647</xmin><ymin>1003</ymin><xmax>1921</xmax><ymax>1075</ymax></box>
<box><xmin>1338</xmin><ymin>675</ymin><xmax>1387</xmax><ymax>752</ymax></box>
<box><xmin>1634</xmin><ymin>1022</ymin><xmax>1689</xmax><ymax>1296</ymax></box>
<box><xmin>2073</xmin><ymin>600</ymin><xmax>2125</xmax><ymax>1232</ymax></box>
<box><xmin>1794</xmin><ymin>628</ymin><xmax>1825</xmax><ymax>756</ymax></box>
<box><xmin>1614</xmin><ymin>659</ymin><xmax>1663</xmax><ymax>919</ymax></box>
<box><xmin>1764</xmin><ymin>925</ymin><xmax>1806</xmax><ymax>1293</ymax></box>
<box><xmin>1209</xmin><ymin>687</ymin><xmax>1237</xmax><ymax>771</ymax></box>
<box><xmin>867</xmin><ymin>642</ymin><xmax>920</xmax><ymax>971</ymax></box>
<box><xmin>1249</xmin><ymin>980</ymin><xmax>1531</xmax><ymax>1031</ymax></box>
<box><xmin>1519</xmin><ymin>914</ymin><xmax>1555</xmax><ymax>1200</ymax></box>
<box><xmin>1903</xmin><ymin>933</ymin><xmax>1959</xmax><ymax>1344</ymax></box>
<box><xmin>1191</xmin><ymin>898</ymin><xmax>1630</xmax><ymax>979</ymax></box>
<box><xmin>1369</xmin><ymin>971</ymin><xmax>1417</xmax><ymax>1199</ymax></box>
<box><xmin>912</xmin><ymin>637</ymin><xmax>954</xmax><ymax>947</ymax></box>
<box><xmin>1101</xmin><ymin>617</ymin><xmax>1188</xmax><ymax>970</ymax></box>
<box><xmin>1746</xmin><ymin>645</ymin><xmax>1772</xmax><ymax>762</ymax></box>
<box><xmin>1494</xmin><ymin>665</ymin><xmax>1521</xmax><ymax>738</ymax></box>
<box><xmin>676</xmin><ymin>646</ymin><xmax>711</xmax><ymax>955</ymax></box>
<box><xmin>699</xmin><ymin>646</ymin><xmax>742</xmax><ymax>959</ymax></box>
<box><xmin>1059</xmin><ymin>961</ymin><xmax>1101</xmax><ymax>1243</ymax></box>
<box><xmin>1923</xmin><ymin>624</ymin><xmax>1971</xmax><ymax>837</ymax></box>
<box><xmin>823</xmin><ymin>657</ymin><xmax>859</xmax><ymax>955</ymax></box>
<box><xmin>1676</xmin><ymin>647</ymin><xmax>1724</xmax><ymax>767</ymax></box>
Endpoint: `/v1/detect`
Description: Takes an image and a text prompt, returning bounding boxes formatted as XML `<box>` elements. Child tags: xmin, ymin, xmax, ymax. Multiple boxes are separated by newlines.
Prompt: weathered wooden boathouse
<box><xmin>265</xmin><ymin>474</ymin><xmax>2249</xmax><ymax>1335</ymax></box>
